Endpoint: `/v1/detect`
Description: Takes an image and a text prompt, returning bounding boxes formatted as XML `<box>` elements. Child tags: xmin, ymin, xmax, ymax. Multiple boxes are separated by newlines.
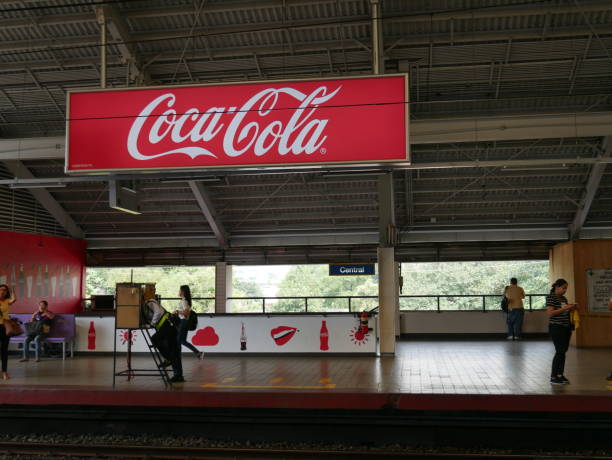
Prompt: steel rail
<box><xmin>0</xmin><ymin>442</ymin><xmax>608</xmax><ymax>459</ymax></box>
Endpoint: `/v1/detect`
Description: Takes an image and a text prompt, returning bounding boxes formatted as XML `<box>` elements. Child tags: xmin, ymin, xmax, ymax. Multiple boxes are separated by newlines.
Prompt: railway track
<box><xmin>0</xmin><ymin>443</ymin><xmax>610</xmax><ymax>460</ymax></box>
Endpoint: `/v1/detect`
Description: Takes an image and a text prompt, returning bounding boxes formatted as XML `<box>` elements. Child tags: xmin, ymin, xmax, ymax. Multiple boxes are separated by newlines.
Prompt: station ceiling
<box><xmin>1</xmin><ymin>0</ymin><xmax>611</xmax><ymax>265</ymax></box>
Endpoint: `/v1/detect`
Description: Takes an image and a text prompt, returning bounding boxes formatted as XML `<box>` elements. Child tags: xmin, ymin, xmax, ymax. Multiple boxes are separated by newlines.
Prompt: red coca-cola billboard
<box><xmin>66</xmin><ymin>75</ymin><xmax>408</xmax><ymax>173</ymax></box>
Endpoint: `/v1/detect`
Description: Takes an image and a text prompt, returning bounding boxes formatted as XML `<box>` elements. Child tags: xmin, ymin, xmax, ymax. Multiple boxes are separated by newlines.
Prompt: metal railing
<box><xmin>399</xmin><ymin>294</ymin><xmax>547</xmax><ymax>312</ymax></box>
<box><xmin>170</xmin><ymin>294</ymin><xmax>547</xmax><ymax>314</ymax></box>
<box><xmin>84</xmin><ymin>294</ymin><xmax>548</xmax><ymax>314</ymax></box>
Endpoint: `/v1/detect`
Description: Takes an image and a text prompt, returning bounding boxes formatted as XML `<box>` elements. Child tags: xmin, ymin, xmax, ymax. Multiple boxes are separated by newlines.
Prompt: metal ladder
<box><xmin>142</xmin><ymin>328</ymin><xmax>172</xmax><ymax>386</ymax></box>
<box><xmin>113</xmin><ymin>328</ymin><xmax>172</xmax><ymax>386</ymax></box>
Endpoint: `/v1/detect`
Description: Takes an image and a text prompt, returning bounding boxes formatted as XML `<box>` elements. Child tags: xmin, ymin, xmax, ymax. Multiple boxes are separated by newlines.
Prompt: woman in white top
<box><xmin>175</xmin><ymin>285</ymin><xmax>201</xmax><ymax>358</ymax></box>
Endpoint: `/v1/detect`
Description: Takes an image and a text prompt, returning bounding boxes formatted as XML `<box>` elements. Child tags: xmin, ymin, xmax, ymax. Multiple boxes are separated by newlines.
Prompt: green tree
<box><xmin>400</xmin><ymin>260</ymin><xmax>549</xmax><ymax>310</ymax></box>
<box><xmin>275</xmin><ymin>265</ymin><xmax>378</xmax><ymax>312</ymax></box>
<box><xmin>87</xmin><ymin>266</ymin><xmax>257</xmax><ymax>313</ymax></box>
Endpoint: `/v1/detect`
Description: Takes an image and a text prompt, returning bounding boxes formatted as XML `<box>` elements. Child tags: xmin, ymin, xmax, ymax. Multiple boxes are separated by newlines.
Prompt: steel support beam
<box><xmin>97</xmin><ymin>5</ymin><xmax>150</xmax><ymax>85</ymax></box>
<box><xmin>410</xmin><ymin>112</ymin><xmax>612</xmax><ymax>144</ymax></box>
<box><xmin>2</xmin><ymin>160</ymin><xmax>84</xmax><ymax>239</ymax></box>
<box><xmin>378</xmin><ymin>173</ymin><xmax>396</xmax><ymax>246</ymax></box>
<box><xmin>370</xmin><ymin>0</ymin><xmax>383</xmax><ymax>75</ymax></box>
<box><xmin>4</xmin><ymin>112</ymin><xmax>612</xmax><ymax>161</ymax></box>
<box><xmin>2</xmin><ymin>0</ymin><xmax>611</xmax><ymax>29</ymax></box>
<box><xmin>84</xmin><ymin>226</ymin><xmax>612</xmax><ymax>249</ymax></box>
<box><xmin>188</xmin><ymin>180</ymin><xmax>228</xmax><ymax>247</ymax></box>
<box><xmin>0</xmin><ymin>136</ymin><xmax>64</xmax><ymax>160</ymax></box>
<box><xmin>3</xmin><ymin>21</ymin><xmax>612</xmax><ymax>55</ymax></box>
<box><xmin>568</xmin><ymin>136</ymin><xmax>611</xmax><ymax>239</ymax></box>
<box><xmin>95</xmin><ymin>7</ymin><xmax>107</xmax><ymax>89</ymax></box>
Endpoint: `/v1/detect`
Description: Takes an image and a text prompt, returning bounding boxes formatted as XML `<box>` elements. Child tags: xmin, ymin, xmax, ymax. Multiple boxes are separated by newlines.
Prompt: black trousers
<box><xmin>549</xmin><ymin>324</ymin><xmax>572</xmax><ymax>377</ymax></box>
<box><xmin>177</xmin><ymin>318</ymin><xmax>199</xmax><ymax>355</ymax></box>
<box><xmin>0</xmin><ymin>325</ymin><xmax>9</xmax><ymax>372</ymax></box>
<box><xmin>151</xmin><ymin>321</ymin><xmax>182</xmax><ymax>377</ymax></box>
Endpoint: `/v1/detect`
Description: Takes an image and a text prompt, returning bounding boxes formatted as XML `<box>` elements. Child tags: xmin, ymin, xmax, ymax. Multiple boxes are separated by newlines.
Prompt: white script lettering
<box><xmin>126</xmin><ymin>86</ymin><xmax>341</xmax><ymax>161</ymax></box>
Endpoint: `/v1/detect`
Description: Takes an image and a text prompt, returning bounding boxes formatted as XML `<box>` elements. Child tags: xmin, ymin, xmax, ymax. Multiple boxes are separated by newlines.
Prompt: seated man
<box><xmin>20</xmin><ymin>300</ymin><xmax>54</xmax><ymax>362</ymax></box>
<box><xmin>142</xmin><ymin>299</ymin><xmax>184</xmax><ymax>383</ymax></box>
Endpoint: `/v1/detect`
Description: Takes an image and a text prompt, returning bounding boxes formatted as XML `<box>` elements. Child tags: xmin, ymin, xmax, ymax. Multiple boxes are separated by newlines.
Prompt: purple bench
<box><xmin>9</xmin><ymin>314</ymin><xmax>75</xmax><ymax>360</ymax></box>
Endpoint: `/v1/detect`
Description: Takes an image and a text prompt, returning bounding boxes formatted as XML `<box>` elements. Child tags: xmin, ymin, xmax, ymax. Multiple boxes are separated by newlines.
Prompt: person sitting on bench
<box><xmin>20</xmin><ymin>300</ymin><xmax>55</xmax><ymax>362</ymax></box>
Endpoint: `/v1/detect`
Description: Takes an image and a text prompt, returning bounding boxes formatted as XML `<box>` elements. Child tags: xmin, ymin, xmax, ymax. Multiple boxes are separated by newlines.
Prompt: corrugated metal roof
<box><xmin>0</xmin><ymin>0</ymin><xmax>611</xmax><ymax>261</ymax></box>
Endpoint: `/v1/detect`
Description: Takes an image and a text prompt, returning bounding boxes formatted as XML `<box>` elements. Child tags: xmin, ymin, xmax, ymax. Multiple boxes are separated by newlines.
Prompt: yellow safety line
<box><xmin>202</xmin><ymin>383</ymin><xmax>337</xmax><ymax>389</ymax></box>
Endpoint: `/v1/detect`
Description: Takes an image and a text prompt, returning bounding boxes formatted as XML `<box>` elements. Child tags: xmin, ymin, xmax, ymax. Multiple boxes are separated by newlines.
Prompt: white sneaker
<box><xmin>506</xmin><ymin>336</ymin><xmax>514</xmax><ymax>340</ymax></box>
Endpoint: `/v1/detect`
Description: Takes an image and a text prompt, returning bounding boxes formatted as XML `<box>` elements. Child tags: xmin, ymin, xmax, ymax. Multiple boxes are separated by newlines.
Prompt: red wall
<box><xmin>0</xmin><ymin>230</ymin><xmax>86</xmax><ymax>314</ymax></box>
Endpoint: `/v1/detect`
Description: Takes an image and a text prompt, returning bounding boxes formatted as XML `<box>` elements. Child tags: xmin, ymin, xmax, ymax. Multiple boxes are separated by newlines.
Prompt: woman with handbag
<box><xmin>547</xmin><ymin>278</ymin><xmax>577</xmax><ymax>385</ymax></box>
<box><xmin>20</xmin><ymin>300</ymin><xmax>55</xmax><ymax>362</ymax></box>
<box><xmin>0</xmin><ymin>284</ymin><xmax>18</xmax><ymax>380</ymax></box>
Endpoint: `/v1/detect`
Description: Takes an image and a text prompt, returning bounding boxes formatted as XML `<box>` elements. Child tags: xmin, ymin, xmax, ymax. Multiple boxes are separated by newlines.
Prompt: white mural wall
<box><xmin>75</xmin><ymin>314</ymin><xmax>377</xmax><ymax>354</ymax></box>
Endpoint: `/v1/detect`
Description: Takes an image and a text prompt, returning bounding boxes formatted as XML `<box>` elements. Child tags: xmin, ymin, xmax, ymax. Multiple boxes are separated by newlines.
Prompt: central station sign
<box><xmin>65</xmin><ymin>75</ymin><xmax>408</xmax><ymax>173</ymax></box>
<box><xmin>329</xmin><ymin>264</ymin><xmax>376</xmax><ymax>276</ymax></box>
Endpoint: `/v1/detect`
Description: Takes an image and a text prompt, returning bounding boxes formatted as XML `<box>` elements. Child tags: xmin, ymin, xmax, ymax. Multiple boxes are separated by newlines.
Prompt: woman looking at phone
<box><xmin>546</xmin><ymin>279</ymin><xmax>577</xmax><ymax>385</ymax></box>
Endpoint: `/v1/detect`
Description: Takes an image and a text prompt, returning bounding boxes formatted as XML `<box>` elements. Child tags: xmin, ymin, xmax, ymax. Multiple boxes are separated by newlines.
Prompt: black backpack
<box><xmin>187</xmin><ymin>310</ymin><xmax>198</xmax><ymax>331</ymax></box>
<box><xmin>501</xmin><ymin>296</ymin><xmax>509</xmax><ymax>313</ymax></box>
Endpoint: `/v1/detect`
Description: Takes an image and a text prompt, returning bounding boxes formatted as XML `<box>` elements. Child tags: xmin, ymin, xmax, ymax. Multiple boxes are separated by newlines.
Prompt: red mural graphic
<box><xmin>270</xmin><ymin>326</ymin><xmax>298</xmax><ymax>346</ymax></box>
<box><xmin>240</xmin><ymin>322</ymin><xmax>247</xmax><ymax>350</ymax></box>
<box><xmin>0</xmin><ymin>230</ymin><xmax>86</xmax><ymax>314</ymax></box>
<box><xmin>118</xmin><ymin>329</ymin><xmax>137</xmax><ymax>346</ymax></box>
<box><xmin>192</xmin><ymin>326</ymin><xmax>219</xmax><ymax>346</ymax></box>
<box><xmin>349</xmin><ymin>326</ymin><xmax>371</xmax><ymax>346</ymax></box>
<box><xmin>88</xmin><ymin>321</ymin><xmax>96</xmax><ymax>350</ymax></box>
<box><xmin>319</xmin><ymin>320</ymin><xmax>329</xmax><ymax>350</ymax></box>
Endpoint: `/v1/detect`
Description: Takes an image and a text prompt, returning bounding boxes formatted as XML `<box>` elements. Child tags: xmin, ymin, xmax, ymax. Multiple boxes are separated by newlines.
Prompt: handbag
<box><xmin>3</xmin><ymin>317</ymin><xmax>24</xmax><ymax>337</ymax></box>
<box><xmin>187</xmin><ymin>310</ymin><xmax>198</xmax><ymax>331</ymax></box>
<box><xmin>500</xmin><ymin>296</ymin><xmax>509</xmax><ymax>313</ymax></box>
<box><xmin>25</xmin><ymin>319</ymin><xmax>44</xmax><ymax>336</ymax></box>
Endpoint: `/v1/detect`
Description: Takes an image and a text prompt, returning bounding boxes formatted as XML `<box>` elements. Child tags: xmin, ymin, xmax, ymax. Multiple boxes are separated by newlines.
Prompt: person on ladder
<box><xmin>142</xmin><ymin>298</ymin><xmax>184</xmax><ymax>383</ymax></box>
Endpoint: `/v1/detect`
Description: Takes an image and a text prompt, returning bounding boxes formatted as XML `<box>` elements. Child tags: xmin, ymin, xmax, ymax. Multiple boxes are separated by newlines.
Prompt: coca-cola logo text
<box><xmin>127</xmin><ymin>86</ymin><xmax>341</xmax><ymax>161</ymax></box>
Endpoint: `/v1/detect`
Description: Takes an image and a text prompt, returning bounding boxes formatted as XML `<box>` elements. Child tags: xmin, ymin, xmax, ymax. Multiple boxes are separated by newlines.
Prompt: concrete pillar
<box><xmin>377</xmin><ymin>172</ymin><xmax>397</xmax><ymax>355</ymax></box>
<box><xmin>215</xmin><ymin>262</ymin><xmax>233</xmax><ymax>313</ymax></box>
<box><xmin>395</xmin><ymin>262</ymin><xmax>401</xmax><ymax>338</ymax></box>
<box><xmin>378</xmin><ymin>247</ymin><xmax>396</xmax><ymax>355</ymax></box>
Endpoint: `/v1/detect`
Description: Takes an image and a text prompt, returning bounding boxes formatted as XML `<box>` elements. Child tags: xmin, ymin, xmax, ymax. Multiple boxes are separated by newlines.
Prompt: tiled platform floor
<box><xmin>1</xmin><ymin>339</ymin><xmax>610</xmax><ymax>411</ymax></box>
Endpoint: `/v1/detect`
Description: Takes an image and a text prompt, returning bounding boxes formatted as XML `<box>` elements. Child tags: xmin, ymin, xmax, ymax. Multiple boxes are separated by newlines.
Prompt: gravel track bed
<box><xmin>0</xmin><ymin>434</ymin><xmax>610</xmax><ymax>459</ymax></box>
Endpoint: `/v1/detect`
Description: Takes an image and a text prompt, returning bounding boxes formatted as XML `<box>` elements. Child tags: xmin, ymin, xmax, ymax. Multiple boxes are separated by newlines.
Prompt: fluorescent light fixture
<box><xmin>109</xmin><ymin>179</ymin><xmax>142</xmax><ymax>215</ymax></box>
<box><xmin>9</xmin><ymin>183</ymin><xmax>67</xmax><ymax>189</ymax></box>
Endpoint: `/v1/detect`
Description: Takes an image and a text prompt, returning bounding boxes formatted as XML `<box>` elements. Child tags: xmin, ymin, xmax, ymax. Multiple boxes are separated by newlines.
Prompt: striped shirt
<box><xmin>546</xmin><ymin>294</ymin><xmax>570</xmax><ymax>327</ymax></box>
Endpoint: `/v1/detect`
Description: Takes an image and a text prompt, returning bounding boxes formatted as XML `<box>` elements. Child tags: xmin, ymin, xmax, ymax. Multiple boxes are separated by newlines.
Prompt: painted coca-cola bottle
<box><xmin>66</xmin><ymin>265</ymin><xmax>72</xmax><ymax>296</ymax></box>
<box><xmin>87</xmin><ymin>321</ymin><xmax>96</xmax><ymax>350</ymax></box>
<box><xmin>18</xmin><ymin>264</ymin><xmax>25</xmax><ymax>298</ymax></box>
<box><xmin>36</xmin><ymin>265</ymin><xmax>43</xmax><ymax>297</ymax></box>
<box><xmin>10</xmin><ymin>264</ymin><xmax>17</xmax><ymax>292</ymax></box>
<box><xmin>44</xmin><ymin>264</ymin><xmax>49</xmax><ymax>297</ymax></box>
<box><xmin>320</xmin><ymin>320</ymin><xmax>329</xmax><ymax>351</ymax></box>
<box><xmin>58</xmin><ymin>266</ymin><xmax>64</xmax><ymax>297</ymax></box>
<box><xmin>240</xmin><ymin>322</ymin><xmax>247</xmax><ymax>351</ymax></box>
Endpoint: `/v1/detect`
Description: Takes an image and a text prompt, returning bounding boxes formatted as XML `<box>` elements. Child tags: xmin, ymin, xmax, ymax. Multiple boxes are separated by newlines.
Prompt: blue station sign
<box><xmin>329</xmin><ymin>264</ymin><xmax>376</xmax><ymax>276</ymax></box>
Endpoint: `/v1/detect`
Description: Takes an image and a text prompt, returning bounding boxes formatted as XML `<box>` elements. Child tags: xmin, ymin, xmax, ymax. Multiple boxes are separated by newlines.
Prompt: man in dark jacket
<box><xmin>142</xmin><ymin>299</ymin><xmax>184</xmax><ymax>383</ymax></box>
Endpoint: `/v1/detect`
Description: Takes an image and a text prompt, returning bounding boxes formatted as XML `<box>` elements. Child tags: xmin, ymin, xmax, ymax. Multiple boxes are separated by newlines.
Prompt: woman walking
<box><xmin>546</xmin><ymin>279</ymin><xmax>576</xmax><ymax>385</ymax></box>
<box><xmin>175</xmin><ymin>285</ymin><xmax>202</xmax><ymax>359</ymax></box>
<box><xmin>0</xmin><ymin>284</ymin><xmax>17</xmax><ymax>380</ymax></box>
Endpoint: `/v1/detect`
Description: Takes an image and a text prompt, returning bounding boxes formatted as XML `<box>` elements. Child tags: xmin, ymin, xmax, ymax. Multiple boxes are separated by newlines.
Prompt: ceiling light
<box><xmin>9</xmin><ymin>183</ymin><xmax>67</xmax><ymax>189</ymax></box>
